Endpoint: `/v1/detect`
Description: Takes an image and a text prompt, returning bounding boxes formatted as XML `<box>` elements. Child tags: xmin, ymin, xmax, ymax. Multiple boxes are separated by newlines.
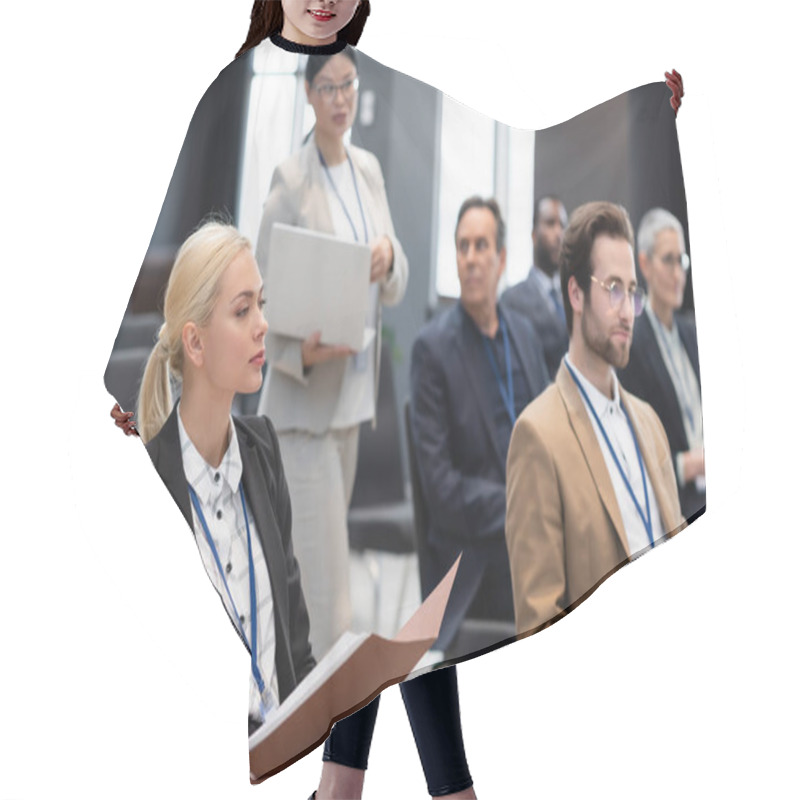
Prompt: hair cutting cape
<box><xmin>104</xmin><ymin>36</ymin><xmax>702</xmax><ymax>782</ymax></box>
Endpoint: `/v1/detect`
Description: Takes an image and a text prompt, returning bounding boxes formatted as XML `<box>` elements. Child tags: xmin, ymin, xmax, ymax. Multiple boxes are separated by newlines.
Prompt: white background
<box><xmin>2</xmin><ymin>1</ymin><xmax>797</xmax><ymax>798</ymax></box>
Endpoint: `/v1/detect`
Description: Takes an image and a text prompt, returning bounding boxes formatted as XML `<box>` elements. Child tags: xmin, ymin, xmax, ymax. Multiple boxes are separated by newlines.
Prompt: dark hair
<box><xmin>237</xmin><ymin>1</ymin><xmax>371</xmax><ymax>59</ymax></box>
<box><xmin>454</xmin><ymin>196</ymin><xmax>506</xmax><ymax>253</ymax></box>
<box><xmin>532</xmin><ymin>194</ymin><xmax>565</xmax><ymax>229</ymax></box>
<box><xmin>559</xmin><ymin>201</ymin><xmax>634</xmax><ymax>334</ymax></box>
<box><xmin>305</xmin><ymin>45</ymin><xmax>358</xmax><ymax>85</ymax></box>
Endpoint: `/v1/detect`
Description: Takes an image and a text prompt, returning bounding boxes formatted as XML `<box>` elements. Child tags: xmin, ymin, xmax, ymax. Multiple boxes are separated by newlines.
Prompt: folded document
<box><xmin>249</xmin><ymin>554</ymin><xmax>461</xmax><ymax>782</ymax></box>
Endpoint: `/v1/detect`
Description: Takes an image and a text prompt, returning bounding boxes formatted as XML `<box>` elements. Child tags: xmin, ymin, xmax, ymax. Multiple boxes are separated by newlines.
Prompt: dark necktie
<box><xmin>549</xmin><ymin>286</ymin><xmax>566</xmax><ymax>326</ymax></box>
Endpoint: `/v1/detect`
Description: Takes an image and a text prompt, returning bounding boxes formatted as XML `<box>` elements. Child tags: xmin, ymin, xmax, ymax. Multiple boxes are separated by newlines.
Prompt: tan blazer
<box><xmin>506</xmin><ymin>361</ymin><xmax>685</xmax><ymax>636</ymax></box>
<box><xmin>255</xmin><ymin>142</ymin><xmax>408</xmax><ymax>434</ymax></box>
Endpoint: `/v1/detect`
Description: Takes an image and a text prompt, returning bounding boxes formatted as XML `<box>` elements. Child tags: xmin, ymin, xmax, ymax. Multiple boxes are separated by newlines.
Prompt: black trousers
<box><xmin>323</xmin><ymin>666</ymin><xmax>473</xmax><ymax>797</ymax></box>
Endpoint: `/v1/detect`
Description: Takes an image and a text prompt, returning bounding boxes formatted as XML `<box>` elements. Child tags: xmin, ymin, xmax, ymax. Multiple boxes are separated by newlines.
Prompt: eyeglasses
<box><xmin>656</xmin><ymin>252</ymin><xmax>691</xmax><ymax>271</ymax></box>
<box><xmin>312</xmin><ymin>76</ymin><xmax>359</xmax><ymax>102</ymax></box>
<box><xmin>590</xmin><ymin>275</ymin><xmax>645</xmax><ymax>317</ymax></box>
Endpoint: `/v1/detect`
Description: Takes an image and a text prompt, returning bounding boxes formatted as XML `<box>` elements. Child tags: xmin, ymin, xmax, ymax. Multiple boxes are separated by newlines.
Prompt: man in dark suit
<box><xmin>501</xmin><ymin>195</ymin><xmax>569</xmax><ymax>379</ymax></box>
<box><xmin>410</xmin><ymin>196</ymin><xmax>550</xmax><ymax>656</ymax></box>
<box><xmin>618</xmin><ymin>208</ymin><xmax>705</xmax><ymax>520</ymax></box>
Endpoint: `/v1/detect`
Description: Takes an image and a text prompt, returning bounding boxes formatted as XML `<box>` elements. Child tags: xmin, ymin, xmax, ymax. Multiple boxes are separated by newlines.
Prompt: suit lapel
<box><xmin>639</xmin><ymin>313</ymin><xmax>691</xmax><ymax>451</ymax></box>
<box><xmin>235</xmin><ymin>420</ymin><xmax>292</xmax><ymax>661</ymax></box>
<box><xmin>453</xmin><ymin>306</ymin><xmax>506</xmax><ymax>470</ymax></box>
<box><xmin>349</xmin><ymin>148</ymin><xmax>379</xmax><ymax>237</ymax></box>
<box><xmin>504</xmin><ymin>307</ymin><xmax>539</xmax><ymax>398</ymax></box>
<box><xmin>149</xmin><ymin>405</ymin><xmax>194</xmax><ymax>529</ymax></box>
<box><xmin>302</xmin><ymin>143</ymin><xmax>336</xmax><ymax>235</ymax></box>
<box><xmin>676</xmin><ymin>314</ymin><xmax>701</xmax><ymax>385</ymax></box>
<box><xmin>638</xmin><ymin>315</ymin><xmax>676</xmax><ymax>405</ymax></box>
<box><xmin>556</xmin><ymin>365</ymin><xmax>630</xmax><ymax>557</ymax></box>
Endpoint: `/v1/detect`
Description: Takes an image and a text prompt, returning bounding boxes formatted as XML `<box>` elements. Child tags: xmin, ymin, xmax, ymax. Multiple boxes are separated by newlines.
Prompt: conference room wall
<box><xmin>535</xmin><ymin>81</ymin><xmax>694</xmax><ymax>311</ymax></box>
<box><xmin>349</xmin><ymin>51</ymin><xmax>441</xmax><ymax>461</ymax></box>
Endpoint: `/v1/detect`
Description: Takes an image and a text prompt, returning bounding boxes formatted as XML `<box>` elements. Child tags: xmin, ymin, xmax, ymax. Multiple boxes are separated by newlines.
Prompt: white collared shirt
<box><xmin>566</xmin><ymin>356</ymin><xmax>666</xmax><ymax>555</ymax></box>
<box><xmin>177</xmin><ymin>406</ymin><xmax>279</xmax><ymax>721</ymax></box>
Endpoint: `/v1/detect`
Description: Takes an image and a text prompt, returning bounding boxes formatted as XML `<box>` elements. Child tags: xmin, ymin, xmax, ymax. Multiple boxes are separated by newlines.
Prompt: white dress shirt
<box><xmin>177</xmin><ymin>406</ymin><xmax>280</xmax><ymax>721</ymax></box>
<box><xmin>566</xmin><ymin>356</ymin><xmax>666</xmax><ymax>555</ymax></box>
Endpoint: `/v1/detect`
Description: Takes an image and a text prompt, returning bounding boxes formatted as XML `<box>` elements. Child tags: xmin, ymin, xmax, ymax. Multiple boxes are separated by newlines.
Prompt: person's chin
<box><xmin>300</xmin><ymin>19</ymin><xmax>337</xmax><ymax>40</ymax></box>
<box><xmin>613</xmin><ymin>345</ymin><xmax>631</xmax><ymax>369</ymax></box>
<box><xmin>603</xmin><ymin>337</ymin><xmax>629</xmax><ymax>368</ymax></box>
<box><xmin>240</xmin><ymin>373</ymin><xmax>264</xmax><ymax>395</ymax></box>
<box><xmin>461</xmin><ymin>284</ymin><xmax>484</xmax><ymax>302</ymax></box>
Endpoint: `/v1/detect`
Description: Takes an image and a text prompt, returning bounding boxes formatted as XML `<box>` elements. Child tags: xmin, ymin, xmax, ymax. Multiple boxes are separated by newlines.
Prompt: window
<box><xmin>435</xmin><ymin>96</ymin><xmax>496</xmax><ymax>299</ymax></box>
<box><xmin>237</xmin><ymin>47</ymin><xmax>307</xmax><ymax>245</ymax></box>
<box><xmin>434</xmin><ymin>95</ymin><xmax>535</xmax><ymax>299</ymax></box>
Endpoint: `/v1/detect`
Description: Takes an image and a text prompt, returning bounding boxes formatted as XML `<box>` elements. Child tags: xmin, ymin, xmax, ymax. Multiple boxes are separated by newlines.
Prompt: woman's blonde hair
<box><xmin>137</xmin><ymin>222</ymin><xmax>251</xmax><ymax>443</ymax></box>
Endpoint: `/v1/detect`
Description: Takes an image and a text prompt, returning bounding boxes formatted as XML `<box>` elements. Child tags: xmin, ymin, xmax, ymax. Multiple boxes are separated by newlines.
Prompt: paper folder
<box><xmin>249</xmin><ymin>554</ymin><xmax>462</xmax><ymax>782</ymax></box>
<box><xmin>264</xmin><ymin>223</ymin><xmax>372</xmax><ymax>352</ymax></box>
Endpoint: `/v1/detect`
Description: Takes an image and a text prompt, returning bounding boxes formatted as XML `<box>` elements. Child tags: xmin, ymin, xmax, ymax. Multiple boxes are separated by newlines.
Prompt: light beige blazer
<box><xmin>255</xmin><ymin>142</ymin><xmax>408</xmax><ymax>434</ymax></box>
<box><xmin>506</xmin><ymin>361</ymin><xmax>685</xmax><ymax>636</ymax></box>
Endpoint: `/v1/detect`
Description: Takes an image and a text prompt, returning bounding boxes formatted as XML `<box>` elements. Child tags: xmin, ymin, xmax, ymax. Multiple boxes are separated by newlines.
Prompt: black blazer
<box><xmin>501</xmin><ymin>267</ymin><xmax>569</xmax><ymax>381</ymax></box>
<box><xmin>617</xmin><ymin>312</ymin><xmax>705</xmax><ymax>521</ymax></box>
<box><xmin>146</xmin><ymin>406</ymin><xmax>316</xmax><ymax>709</ymax></box>
<box><xmin>409</xmin><ymin>303</ymin><xmax>550</xmax><ymax>647</ymax></box>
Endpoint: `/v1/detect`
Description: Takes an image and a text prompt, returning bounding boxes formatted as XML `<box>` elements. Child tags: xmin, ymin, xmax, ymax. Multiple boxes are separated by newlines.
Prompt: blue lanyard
<box><xmin>318</xmin><ymin>148</ymin><xmax>369</xmax><ymax>243</ymax></box>
<box><xmin>565</xmin><ymin>361</ymin><xmax>654</xmax><ymax>547</ymax></box>
<box><xmin>481</xmin><ymin>315</ymin><xmax>516</xmax><ymax>426</ymax></box>
<box><xmin>652</xmin><ymin>316</ymin><xmax>696</xmax><ymax>435</ymax></box>
<box><xmin>189</xmin><ymin>482</ymin><xmax>272</xmax><ymax>712</ymax></box>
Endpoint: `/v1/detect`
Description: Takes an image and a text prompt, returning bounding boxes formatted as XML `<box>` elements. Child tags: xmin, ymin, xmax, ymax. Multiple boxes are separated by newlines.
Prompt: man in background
<box><xmin>618</xmin><ymin>208</ymin><xmax>704</xmax><ymax>520</ymax></box>
<box><xmin>506</xmin><ymin>201</ymin><xmax>684</xmax><ymax>636</ymax></box>
<box><xmin>502</xmin><ymin>195</ymin><xmax>569</xmax><ymax>379</ymax></box>
<box><xmin>410</xmin><ymin>196</ymin><xmax>549</xmax><ymax>657</ymax></box>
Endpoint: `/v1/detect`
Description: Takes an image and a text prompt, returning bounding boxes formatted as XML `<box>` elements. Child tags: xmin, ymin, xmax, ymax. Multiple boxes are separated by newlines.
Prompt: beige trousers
<box><xmin>277</xmin><ymin>426</ymin><xmax>360</xmax><ymax>659</ymax></box>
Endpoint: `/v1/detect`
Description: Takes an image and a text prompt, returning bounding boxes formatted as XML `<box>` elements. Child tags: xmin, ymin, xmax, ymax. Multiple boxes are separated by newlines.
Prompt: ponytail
<box><xmin>137</xmin><ymin>326</ymin><xmax>175</xmax><ymax>444</ymax></box>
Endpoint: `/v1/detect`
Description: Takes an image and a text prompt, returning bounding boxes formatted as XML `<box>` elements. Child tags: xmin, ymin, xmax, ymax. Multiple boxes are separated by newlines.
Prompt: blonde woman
<box><xmin>111</xmin><ymin>5</ymin><xmax>475</xmax><ymax>798</ymax></box>
<box><xmin>136</xmin><ymin>221</ymin><xmax>315</xmax><ymax>735</ymax></box>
